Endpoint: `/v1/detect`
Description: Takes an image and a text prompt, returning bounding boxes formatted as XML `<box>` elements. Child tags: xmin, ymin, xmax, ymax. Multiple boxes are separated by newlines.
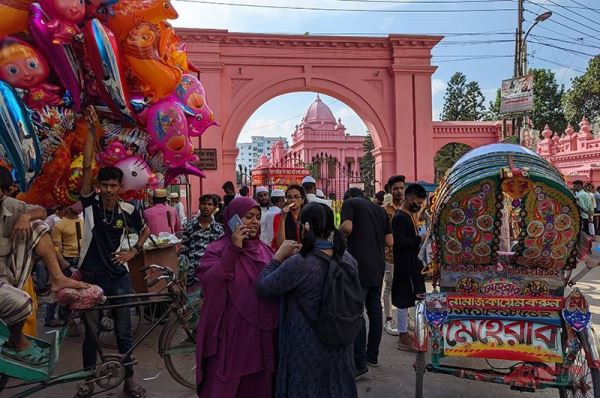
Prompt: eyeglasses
<box><xmin>286</xmin><ymin>195</ymin><xmax>302</xmax><ymax>200</ymax></box>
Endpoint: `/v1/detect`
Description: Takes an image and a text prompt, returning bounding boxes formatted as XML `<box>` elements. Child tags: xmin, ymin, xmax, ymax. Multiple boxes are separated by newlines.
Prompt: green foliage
<box><xmin>360</xmin><ymin>134</ymin><xmax>375</xmax><ymax>197</ymax></box>
<box><xmin>484</xmin><ymin>89</ymin><xmax>501</xmax><ymax>121</ymax></box>
<box><xmin>563</xmin><ymin>56</ymin><xmax>600</xmax><ymax>125</ymax></box>
<box><xmin>434</xmin><ymin>143</ymin><xmax>472</xmax><ymax>182</ymax></box>
<box><xmin>441</xmin><ymin>72</ymin><xmax>486</xmax><ymax>121</ymax></box>
<box><xmin>529</xmin><ymin>68</ymin><xmax>567</xmax><ymax>133</ymax></box>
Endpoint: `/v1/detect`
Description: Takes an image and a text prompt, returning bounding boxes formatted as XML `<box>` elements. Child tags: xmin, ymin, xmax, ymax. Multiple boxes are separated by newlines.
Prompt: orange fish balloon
<box><xmin>107</xmin><ymin>0</ymin><xmax>178</xmax><ymax>40</ymax></box>
<box><xmin>123</xmin><ymin>22</ymin><xmax>181</xmax><ymax>102</ymax></box>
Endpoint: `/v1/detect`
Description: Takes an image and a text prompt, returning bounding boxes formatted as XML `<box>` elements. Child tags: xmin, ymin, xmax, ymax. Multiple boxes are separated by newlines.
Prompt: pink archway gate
<box><xmin>178</xmin><ymin>28</ymin><xmax>442</xmax><ymax>205</ymax></box>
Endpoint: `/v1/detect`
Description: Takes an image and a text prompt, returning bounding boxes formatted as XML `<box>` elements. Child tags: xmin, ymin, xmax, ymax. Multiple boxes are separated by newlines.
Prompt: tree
<box><xmin>434</xmin><ymin>143</ymin><xmax>472</xmax><ymax>182</ymax></box>
<box><xmin>529</xmin><ymin>68</ymin><xmax>567</xmax><ymax>133</ymax></box>
<box><xmin>563</xmin><ymin>55</ymin><xmax>600</xmax><ymax>125</ymax></box>
<box><xmin>441</xmin><ymin>72</ymin><xmax>486</xmax><ymax>121</ymax></box>
<box><xmin>484</xmin><ymin>89</ymin><xmax>501</xmax><ymax>121</ymax></box>
<box><xmin>360</xmin><ymin>133</ymin><xmax>375</xmax><ymax>197</ymax></box>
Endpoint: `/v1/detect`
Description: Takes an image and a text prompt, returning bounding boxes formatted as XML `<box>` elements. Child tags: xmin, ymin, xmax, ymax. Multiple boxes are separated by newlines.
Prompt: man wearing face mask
<box><xmin>391</xmin><ymin>183</ymin><xmax>427</xmax><ymax>351</ymax></box>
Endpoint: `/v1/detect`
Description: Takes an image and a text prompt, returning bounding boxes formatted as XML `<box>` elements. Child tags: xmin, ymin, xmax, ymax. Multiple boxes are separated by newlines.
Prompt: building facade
<box><xmin>235</xmin><ymin>136</ymin><xmax>289</xmax><ymax>172</ymax></box>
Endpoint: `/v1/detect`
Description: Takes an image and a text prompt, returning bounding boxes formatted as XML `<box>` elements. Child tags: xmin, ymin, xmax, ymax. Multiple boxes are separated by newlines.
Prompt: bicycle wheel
<box><xmin>160</xmin><ymin>312</ymin><xmax>197</xmax><ymax>389</ymax></box>
<box><xmin>98</xmin><ymin>305</ymin><xmax>142</xmax><ymax>349</ymax></box>
<box><xmin>559</xmin><ymin>347</ymin><xmax>600</xmax><ymax>398</ymax></box>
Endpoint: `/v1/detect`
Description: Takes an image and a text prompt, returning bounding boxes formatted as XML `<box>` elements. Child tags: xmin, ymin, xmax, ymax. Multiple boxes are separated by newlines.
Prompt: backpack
<box><xmin>297</xmin><ymin>251</ymin><xmax>364</xmax><ymax>348</ymax></box>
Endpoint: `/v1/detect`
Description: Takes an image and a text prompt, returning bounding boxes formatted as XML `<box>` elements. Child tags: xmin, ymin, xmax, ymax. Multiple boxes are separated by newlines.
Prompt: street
<box><xmin>7</xmin><ymin>264</ymin><xmax>600</xmax><ymax>398</ymax></box>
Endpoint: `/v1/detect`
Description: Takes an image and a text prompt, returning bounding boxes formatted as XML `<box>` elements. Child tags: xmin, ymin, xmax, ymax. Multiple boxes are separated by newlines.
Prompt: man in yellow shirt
<box><xmin>51</xmin><ymin>201</ymin><xmax>84</xmax><ymax>336</ymax></box>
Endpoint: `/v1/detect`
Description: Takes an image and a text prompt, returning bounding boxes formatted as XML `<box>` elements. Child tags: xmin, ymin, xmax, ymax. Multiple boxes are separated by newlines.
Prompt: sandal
<box><xmin>124</xmin><ymin>384</ymin><xmax>146</xmax><ymax>398</ymax></box>
<box><xmin>2</xmin><ymin>342</ymin><xmax>49</xmax><ymax>366</ymax></box>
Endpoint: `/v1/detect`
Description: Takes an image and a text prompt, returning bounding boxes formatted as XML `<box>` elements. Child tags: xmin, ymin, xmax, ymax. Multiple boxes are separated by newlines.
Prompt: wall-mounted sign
<box><xmin>194</xmin><ymin>149</ymin><xmax>218</xmax><ymax>170</ymax></box>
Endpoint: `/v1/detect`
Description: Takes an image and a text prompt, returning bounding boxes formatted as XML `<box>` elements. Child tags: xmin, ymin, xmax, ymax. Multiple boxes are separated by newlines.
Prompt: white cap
<box><xmin>271</xmin><ymin>189</ymin><xmax>285</xmax><ymax>198</ymax></box>
<box><xmin>316</xmin><ymin>189</ymin><xmax>325</xmax><ymax>199</ymax></box>
<box><xmin>302</xmin><ymin>176</ymin><xmax>316</xmax><ymax>185</ymax></box>
<box><xmin>169</xmin><ymin>192</ymin><xmax>179</xmax><ymax>199</ymax></box>
<box><xmin>256</xmin><ymin>186</ymin><xmax>268</xmax><ymax>193</ymax></box>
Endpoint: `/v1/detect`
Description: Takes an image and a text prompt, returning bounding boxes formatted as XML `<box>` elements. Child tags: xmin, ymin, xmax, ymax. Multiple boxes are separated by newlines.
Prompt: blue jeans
<box><xmin>354</xmin><ymin>285</ymin><xmax>383</xmax><ymax>370</ymax></box>
<box><xmin>81</xmin><ymin>272</ymin><xmax>135</xmax><ymax>377</ymax></box>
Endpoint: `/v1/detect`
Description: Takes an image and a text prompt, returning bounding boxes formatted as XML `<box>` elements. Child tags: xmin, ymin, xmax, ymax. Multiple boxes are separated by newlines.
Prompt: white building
<box><xmin>236</xmin><ymin>136</ymin><xmax>289</xmax><ymax>172</ymax></box>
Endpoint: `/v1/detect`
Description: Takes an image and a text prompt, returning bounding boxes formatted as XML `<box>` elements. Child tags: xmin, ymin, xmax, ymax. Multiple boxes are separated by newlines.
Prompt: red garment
<box><xmin>195</xmin><ymin>198</ymin><xmax>278</xmax><ymax>395</ymax></box>
<box><xmin>271</xmin><ymin>212</ymin><xmax>300</xmax><ymax>249</ymax></box>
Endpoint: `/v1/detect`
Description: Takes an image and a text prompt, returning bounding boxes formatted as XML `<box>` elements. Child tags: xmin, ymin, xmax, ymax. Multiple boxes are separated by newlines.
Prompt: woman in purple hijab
<box><xmin>195</xmin><ymin>197</ymin><xmax>278</xmax><ymax>398</ymax></box>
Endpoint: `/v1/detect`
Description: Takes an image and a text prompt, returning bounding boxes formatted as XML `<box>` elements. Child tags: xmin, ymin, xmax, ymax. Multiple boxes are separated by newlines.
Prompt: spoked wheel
<box><xmin>98</xmin><ymin>306</ymin><xmax>142</xmax><ymax>349</ymax></box>
<box><xmin>559</xmin><ymin>348</ymin><xmax>600</xmax><ymax>398</ymax></box>
<box><xmin>160</xmin><ymin>312</ymin><xmax>198</xmax><ymax>389</ymax></box>
<box><xmin>144</xmin><ymin>302</ymin><xmax>170</xmax><ymax>324</ymax></box>
<box><xmin>415</xmin><ymin>351</ymin><xmax>426</xmax><ymax>398</ymax></box>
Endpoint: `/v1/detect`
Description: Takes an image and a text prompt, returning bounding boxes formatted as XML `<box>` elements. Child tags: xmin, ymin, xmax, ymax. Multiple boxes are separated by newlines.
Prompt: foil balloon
<box><xmin>170</xmin><ymin>74</ymin><xmax>218</xmax><ymax>137</ymax></box>
<box><xmin>0</xmin><ymin>81</ymin><xmax>42</xmax><ymax>192</ymax></box>
<box><xmin>29</xmin><ymin>3</ymin><xmax>83</xmax><ymax>111</ymax></box>
<box><xmin>98</xmin><ymin>140</ymin><xmax>128</xmax><ymax>166</ymax></box>
<box><xmin>0</xmin><ymin>0</ymin><xmax>35</xmax><ymax>37</ymax></box>
<box><xmin>83</xmin><ymin>19</ymin><xmax>136</xmax><ymax>123</ymax></box>
<box><xmin>114</xmin><ymin>156</ymin><xmax>153</xmax><ymax>192</ymax></box>
<box><xmin>68</xmin><ymin>153</ymin><xmax>97</xmax><ymax>201</ymax></box>
<box><xmin>123</xmin><ymin>22</ymin><xmax>182</xmax><ymax>102</ymax></box>
<box><xmin>37</xmin><ymin>0</ymin><xmax>86</xmax><ymax>45</ymax></box>
<box><xmin>144</xmin><ymin>97</ymin><xmax>204</xmax><ymax>185</ymax></box>
<box><xmin>0</xmin><ymin>37</ymin><xmax>65</xmax><ymax>111</ymax></box>
<box><xmin>107</xmin><ymin>0</ymin><xmax>178</xmax><ymax>39</ymax></box>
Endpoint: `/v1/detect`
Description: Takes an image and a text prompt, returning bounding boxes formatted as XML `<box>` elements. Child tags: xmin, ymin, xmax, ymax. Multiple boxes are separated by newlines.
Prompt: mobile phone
<box><xmin>228</xmin><ymin>214</ymin><xmax>243</xmax><ymax>232</ymax></box>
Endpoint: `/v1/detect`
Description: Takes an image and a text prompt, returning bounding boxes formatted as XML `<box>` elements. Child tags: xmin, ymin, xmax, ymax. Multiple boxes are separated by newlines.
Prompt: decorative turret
<box><xmin>579</xmin><ymin>117</ymin><xmax>593</xmax><ymax>140</ymax></box>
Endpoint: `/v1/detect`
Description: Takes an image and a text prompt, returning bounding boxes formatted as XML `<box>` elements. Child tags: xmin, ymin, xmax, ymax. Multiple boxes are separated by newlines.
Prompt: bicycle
<box><xmin>0</xmin><ymin>264</ymin><xmax>200</xmax><ymax>397</ymax></box>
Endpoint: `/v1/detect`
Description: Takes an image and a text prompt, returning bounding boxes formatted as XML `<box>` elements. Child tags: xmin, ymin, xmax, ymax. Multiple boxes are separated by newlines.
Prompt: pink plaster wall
<box><xmin>177</xmin><ymin>29</ymin><xmax>442</xmax><ymax>206</ymax></box>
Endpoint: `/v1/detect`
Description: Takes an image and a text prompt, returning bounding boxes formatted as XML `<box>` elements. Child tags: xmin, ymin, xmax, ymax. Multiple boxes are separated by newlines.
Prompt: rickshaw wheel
<box><xmin>559</xmin><ymin>348</ymin><xmax>600</xmax><ymax>398</ymax></box>
<box><xmin>415</xmin><ymin>351</ymin><xmax>426</xmax><ymax>398</ymax></box>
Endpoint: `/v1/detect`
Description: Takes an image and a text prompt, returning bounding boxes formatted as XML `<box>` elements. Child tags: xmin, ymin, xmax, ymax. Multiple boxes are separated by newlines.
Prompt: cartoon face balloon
<box><xmin>0</xmin><ymin>37</ymin><xmax>50</xmax><ymax>89</ymax></box>
<box><xmin>124</xmin><ymin>22</ymin><xmax>182</xmax><ymax>102</ymax></box>
<box><xmin>108</xmin><ymin>0</ymin><xmax>178</xmax><ymax>39</ymax></box>
<box><xmin>38</xmin><ymin>0</ymin><xmax>85</xmax><ymax>44</ymax></box>
<box><xmin>114</xmin><ymin>156</ymin><xmax>153</xmax><ymax>192</ymax></box>
<box><xmin>170</xmin><ymin>74</ymin><xmax>218</xmax><ymax>137</ymax></box>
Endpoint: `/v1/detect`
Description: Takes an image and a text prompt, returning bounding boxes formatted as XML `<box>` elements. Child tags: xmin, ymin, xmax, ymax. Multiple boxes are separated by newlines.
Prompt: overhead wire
<box><xmin>525</xmin><ymin>0</ymin><xmax>600</xmax><ymax>36</ymax></box>
<box><xmin>524</xmin><ymin>9</ymin><xmax>600</xmax><ymax>44</ymax></box>
<box><xmin>567</xmin><ymin>0</ymin><xmax>600</xmax><ymax>16</ymax></box>
<box><xmin>176</xmin><ymin>0</ymin><xmax>516</xmax><ymax>12</ymax></box>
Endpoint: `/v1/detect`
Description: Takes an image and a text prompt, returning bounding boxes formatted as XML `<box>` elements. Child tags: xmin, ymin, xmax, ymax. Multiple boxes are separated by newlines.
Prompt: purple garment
<box><xmin>195</xmin><ymin>197</ymin><xmax>278</xmax><ymax>396</ymax></box>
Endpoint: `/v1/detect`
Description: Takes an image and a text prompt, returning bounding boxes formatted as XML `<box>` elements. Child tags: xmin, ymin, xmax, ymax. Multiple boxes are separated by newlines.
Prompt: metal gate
<box><xmin>278</xmin><ymin>152</ymin><xmax>365</xmax><ymax>200</ymax></box>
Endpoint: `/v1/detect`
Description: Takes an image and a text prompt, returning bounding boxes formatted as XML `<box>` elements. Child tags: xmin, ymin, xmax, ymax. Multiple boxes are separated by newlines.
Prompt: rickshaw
<box><xmin>414</xmin><ymin>143</ymin><xmax>600</xmax><ymax>397</ymax></box>
<box><xmin>0</xmin><ymin>264</ymin><xmax>199</xmax><ymax>397</ymax></box>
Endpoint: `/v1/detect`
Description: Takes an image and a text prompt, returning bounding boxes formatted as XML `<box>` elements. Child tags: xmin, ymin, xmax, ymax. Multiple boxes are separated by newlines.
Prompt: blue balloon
<box><xmin>0</xmin><ymin>81</ymin><xmax>42</xmax><ymax>192</ymax></box>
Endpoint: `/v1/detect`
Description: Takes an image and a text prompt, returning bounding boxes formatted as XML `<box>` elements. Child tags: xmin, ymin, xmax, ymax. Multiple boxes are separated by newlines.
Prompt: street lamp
<box><xmin>521</xmin><ymin>11</ymin><xmax>552</xmax><ymax>76</ymax></box>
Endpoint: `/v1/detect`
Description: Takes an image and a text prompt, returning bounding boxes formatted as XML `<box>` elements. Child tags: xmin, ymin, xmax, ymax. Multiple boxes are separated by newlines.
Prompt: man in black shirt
<box><xmin>392</xmin><ymin>183</ymin><xmax>427</xmax><ymax>351</ymax></box>
<box><xmin>341</xmin><ymin>188</ymin><xmax>393</xmax><ymax>377</ymax></box>
<box><xmin>79</xmin><ymin>108</ymin><xmax>151</xmax><ymax>398</ymax></box>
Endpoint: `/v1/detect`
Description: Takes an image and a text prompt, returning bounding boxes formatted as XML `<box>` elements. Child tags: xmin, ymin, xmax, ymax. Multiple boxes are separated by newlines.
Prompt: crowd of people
<box><xmin>0</xmin><ymin>110</ymin><xmax>433</xmax><ymax>398</ymax></box>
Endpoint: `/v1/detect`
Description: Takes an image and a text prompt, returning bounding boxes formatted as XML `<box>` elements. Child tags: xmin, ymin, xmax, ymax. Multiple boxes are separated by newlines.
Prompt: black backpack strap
<box><xmin>295</xmin><ymin>251</ymin><xmax>337</xmax><ymax>328</ymax></box>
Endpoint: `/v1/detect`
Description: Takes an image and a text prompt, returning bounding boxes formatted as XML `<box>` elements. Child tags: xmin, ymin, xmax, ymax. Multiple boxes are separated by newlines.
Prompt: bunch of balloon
<box><xmin>0</xmin><ymin>0</ymin><xmax>217</xmax><ymax>208</ymax></box>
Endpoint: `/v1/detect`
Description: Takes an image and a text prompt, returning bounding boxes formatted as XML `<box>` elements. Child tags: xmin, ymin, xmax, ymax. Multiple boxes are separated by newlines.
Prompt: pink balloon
<box><xmin>170</xmin><ymin>74</ymin><xmax>218</xmax><ymax>137</ymax></box>
<box><xmin>144</xmin><ymin>97</ymin><xmax>204</xmax><ymax>184</ymax></box>
<box><xmin>114</xmin><ymin>156</ymin><xmax>153</xmax><ymax>191</ymax></box>
<box><xmin>29</xmin><ymin>3</ymin><xmax>83</xmax><ymax>111</ymax></box>
<box><xmin>38</xmin><ymin>0</ymin><xmax>86</xmax><ymax>45</ymax></box>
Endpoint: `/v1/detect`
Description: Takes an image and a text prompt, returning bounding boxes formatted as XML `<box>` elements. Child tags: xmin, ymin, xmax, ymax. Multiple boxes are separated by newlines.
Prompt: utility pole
<box><xmin>512</xmin><ymin>0</ymin><xmax>524</xmax><ymax>141</ymax></box>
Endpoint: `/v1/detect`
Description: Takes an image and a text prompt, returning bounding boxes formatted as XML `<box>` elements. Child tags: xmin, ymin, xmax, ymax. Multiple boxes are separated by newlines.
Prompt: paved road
<box><xmin>8</xmin><ymin>264</ymin><xmax>600</xmax><ymax>398</ymax></box>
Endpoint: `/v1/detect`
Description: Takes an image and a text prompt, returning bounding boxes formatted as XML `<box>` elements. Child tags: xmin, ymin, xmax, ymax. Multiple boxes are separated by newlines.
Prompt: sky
<box><xmin>171</xmin><ymin>0</ymin><xmax>599</xmax><ymax>143</ymax></box>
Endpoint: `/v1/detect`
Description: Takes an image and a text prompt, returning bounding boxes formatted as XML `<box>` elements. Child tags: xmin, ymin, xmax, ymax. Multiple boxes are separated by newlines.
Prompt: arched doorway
<box><xmin>178</xmin><ymin>29</ymin><xmax>442</xmax><ymax>205</ymax></box>
<box><xmin>434</xmin><ymin>143</ymin><xmax>472</xmax><ymax>182</ymax></box>
<box><xmin>236</xmin><ymin>93</ymin><xmax>369</xmax><ymax>199</ymax></box>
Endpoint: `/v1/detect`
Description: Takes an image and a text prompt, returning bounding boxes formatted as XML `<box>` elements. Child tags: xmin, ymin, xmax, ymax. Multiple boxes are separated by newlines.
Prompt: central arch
<box><xmin>178</xmin><ymin>29</ymin><xmax>442</xmax><ymax>204</ymax></box>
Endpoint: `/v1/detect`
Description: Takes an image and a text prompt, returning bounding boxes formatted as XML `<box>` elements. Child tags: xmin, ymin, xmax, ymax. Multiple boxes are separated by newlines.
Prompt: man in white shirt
<box><xmin>261</xmin><ymin>189</ymin><xmax>285</xmax><ymax>245</ymax></box>
<box><xmin>169</xmin><ymin>192</ymin><xmax>187</xmax><ymax>226</ymax></box>
<box><xmin>301</xmin><ymin>176</ymin><xmax>332</xmax><ymax>208</ymax></box>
